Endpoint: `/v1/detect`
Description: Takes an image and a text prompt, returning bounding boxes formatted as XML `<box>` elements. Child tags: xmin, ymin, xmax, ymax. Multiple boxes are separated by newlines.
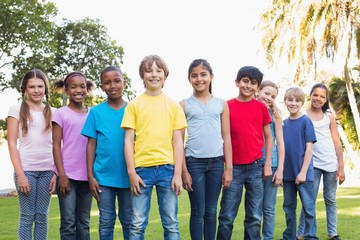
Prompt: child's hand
<box><xmin>88</xmin><ymin>177</ymin><xmax>101</xmax><ymax>201</ymax></box>
<box><xmin>172</xmin><ymin>174</ymin><xmax>183</xmax><ymax>196</ymax></box>
<box><xmin>49</xmin><ymin>174</ymin><xmax>57</xmax><ymax>194</ymax></box>
<box><xmin>129</xmin><ymin>173</ymin><xmax>146</xmax><ymax>196</ymax></box>
<box><xmin>17</xmin><ymin>174</ymin><xmax>31</xmax><ymax>196</ymax></box>
<box><xmin>272</xmin><ymin>168</ymin><xmax>283</xmax><ymax>187</ymax></box>
<box><xmin>295</xmin><ymin>172</ymin><xmax>306</xmax><ymax>185</ymax></box>
<box><xmin>263</xmin><ymin>165</ymin><xmax>272</xmax><ymax>180</ymax></box>
<box><xmin>222</xmin><ymin>167</ymin><xmax>233</xmax><ymax>189</ymax></box>
<box><xmin>336</xmin><ymin>168</ymin><xmax>346</xmax><ymax>185</ymax></box>
<box><xmin>58</xmin><ymin>175</ymin><xmax>71</xmax><ymax>196</ymax></box>
<box><xmin>182</xmin><ymin>171</ymin><xmax>193</xmax><ymax>192</ymax></box>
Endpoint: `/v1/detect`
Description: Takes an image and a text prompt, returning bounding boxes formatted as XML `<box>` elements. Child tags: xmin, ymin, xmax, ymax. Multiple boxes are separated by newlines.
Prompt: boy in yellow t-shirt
<box><xmin>121</xmin><ymin>54</ymin><xmax>187</xmax><ymax>240</ymax></box>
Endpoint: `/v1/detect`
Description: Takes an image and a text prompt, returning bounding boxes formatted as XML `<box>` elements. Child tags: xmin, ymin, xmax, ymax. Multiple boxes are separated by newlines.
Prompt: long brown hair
<box><xmin>19</xmin><ymin>69</ymin><xmax>52</xmax><ymax>136</ymax></box>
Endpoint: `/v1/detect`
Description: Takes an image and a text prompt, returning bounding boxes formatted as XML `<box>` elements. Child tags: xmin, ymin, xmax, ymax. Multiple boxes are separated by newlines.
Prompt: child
<box><xmin>180</xmin><ymin>59</ymin><xmax>232</xmax><ymax>240</ymax></box>
<box><xmin>257</xmin><ymin>80</ymin><xmax>285</xmax><ymax>240</ymax></box>
<box><xmin>282</xmin><ymin>87</ymin><xmax>318</xmax><ymax>240</ymax></box>
<box><xmin>297</xmin><ymin>83</ymin><xmax>345</xmax><ymax>240</ymax></box>
<box><xmin>217</xmin><ymin>66</ymin><xmax>273</xmax><ymax>240</ymax></box>
<box><xmin>52</xmin><ymin>71</ymin><xmax>94</xmax><ymax>239</ymax></box>
<box><xmin>81</xmin><ymin>66</ymin><xmax>132</xmax><ymax>239</ymax></box>
<box><xmin>121</xmin><ymin>54</ymin><xmax>187</xmax><ymax>240</ymax></box>
<box><xmin>7</xmin><ymin>69</ymin><xmax>56</xmax><ymax>240</ymax></box>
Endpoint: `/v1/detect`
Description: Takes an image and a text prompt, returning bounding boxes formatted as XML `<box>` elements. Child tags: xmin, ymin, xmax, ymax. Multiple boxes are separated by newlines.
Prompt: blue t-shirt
<box><xmin>81</xmin><ymin>102</ymin><xmax>130</xmax><ymax>188</ymax></box>
<box><xmin>283</xmin><ymin>115</ymin><xmax>316</xmax><ymax>181</ymax></box>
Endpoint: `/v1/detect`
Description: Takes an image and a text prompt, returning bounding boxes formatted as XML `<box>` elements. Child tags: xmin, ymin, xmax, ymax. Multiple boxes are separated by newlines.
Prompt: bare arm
<box><xmin>296</xmin><ymin>142</ymin><xmax>313</xmax><ymax>184</ymax></box>
<box><xmin>86</xmin><ymin>137</ymin><xmax>101</xmax><ymax>200</ymax></box>
<box><xmin>7</xmin><ymin>117</ymin><xmax>30</xmax><ymax>195</ymax></box>
<box><xmin>329</xmin><ymin>113</ymin><xmax>345</xmax><ymax>184</ymax></box>
<box><xmin>124</xmin><ymin>128</ymin><xmax>145</xmax><ymax>196</ymax></box>
<box><xmin>52</xmin><ymin>122</ymin><xmax>70</xmax><ymax>196</ymax></box>
<box><xmin>172</xmin><ymin>129</ymin><xmax>184</xmax><ymax>195</ymax></box>
<box><xmin>263</xmin><ymin>124</ymin><xmax>273</xmax><ymax>179</ymax></box>
<box><xmin>273</xmin><ymin>115</ymin><xmax>285</xmax><ymax>186</ymax></box>
<box><xmin>221</xmin><ymin>101</ymin><xmax>233</xmax><ymax>188</ymax></box>
<box><xmin>179</xmin><ymin>100</ymin><xmax>192</xmax><ymax>191</ymax></box>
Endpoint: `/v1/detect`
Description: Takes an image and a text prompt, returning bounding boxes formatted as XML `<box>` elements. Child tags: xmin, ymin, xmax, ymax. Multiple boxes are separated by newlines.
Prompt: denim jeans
<box><xmin>282</xmin><ymin>181</ymin><xmax>318</xmax><ymax>240</ymax></box>
<box><xmin>217</xmin><ymin>160</ymin><xmax>264</xmax><ymax>240</ymax></box>
<box><xmin>56</xmin><ymin>178</ymin><xmax>92</xmax><ymax>240</ymax></box>
<box><xmin>97</xmin><ymin>186</ymin><xmax>132</xmax><ymax>240</ymax></box>
<box><xmin>130</xmin><ymin>164</ymin><xmax>180</xmax><ymax>240</ymax></box>
<box><xmin>14</xmin><ymin>171</ymin><xmax>53</xmax><ymax>240</ymax></box>
<box><xmin>262</xmin><ymin>167</ymin><xmax>278</xmax><ymax>240</ymax></box>
<box><xmin>297</xmin><ymin>168</ymin><xmax>338</xmax><ymax>237</ymax></box>
<box><xmin>186</xmin><ymin>156</ymin><xmax>224</xmax><ymax>240</ymax></box>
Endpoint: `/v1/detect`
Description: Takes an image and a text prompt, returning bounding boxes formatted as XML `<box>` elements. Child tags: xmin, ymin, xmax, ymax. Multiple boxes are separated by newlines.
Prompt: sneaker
<box><xmin>329</xmin><ymin>235</ymin><xmax>341</xmax><ymax>240</ymax></box>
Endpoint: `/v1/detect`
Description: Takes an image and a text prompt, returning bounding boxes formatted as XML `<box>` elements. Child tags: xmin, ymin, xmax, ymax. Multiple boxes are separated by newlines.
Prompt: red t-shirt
<box><xmin>228</xmin><ymin>98</ymin><xmax>272</xmax><ymax>165</ymax></box>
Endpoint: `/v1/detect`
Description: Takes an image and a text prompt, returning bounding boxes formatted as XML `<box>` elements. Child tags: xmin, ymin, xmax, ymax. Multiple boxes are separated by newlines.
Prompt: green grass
<box><xmin>0</xmin><ymin>187</ymin><xmax>359</xmax><ymax>239</ymax></box>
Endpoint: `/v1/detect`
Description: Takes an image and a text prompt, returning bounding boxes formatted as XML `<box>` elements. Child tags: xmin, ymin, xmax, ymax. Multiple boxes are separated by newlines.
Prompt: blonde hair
<box><xmin>259</xmin><ymin>80</ymin><xmax>281</xmax><ymax>119</ymax></box>
<box><xmin>139</xmin><ymin>55</ymin><xmax>169</xmax><ymax>80</ymax></box>
<box><xmin>284</xmin><ymin>87</ymin><xmax>305</xmax><ymax>103</ymax></box>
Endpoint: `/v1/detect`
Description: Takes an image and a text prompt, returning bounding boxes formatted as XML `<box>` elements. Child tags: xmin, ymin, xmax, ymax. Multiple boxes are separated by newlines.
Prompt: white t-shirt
<box><xmin>311</xmin><ymin>111</ymin><xmax>338</xmax><ymax>172</ymax></box>
<box><xmin>8</xmin><ymin>104</ymin><xmax>54</xmax><ymax>171</ymax></box>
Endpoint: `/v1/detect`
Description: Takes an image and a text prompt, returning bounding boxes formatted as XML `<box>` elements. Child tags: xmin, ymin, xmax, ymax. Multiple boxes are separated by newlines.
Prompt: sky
<box><xmin>0</xmin><ymin>0</ymin><xmax>279</xmax><ymax>119</ymax></box>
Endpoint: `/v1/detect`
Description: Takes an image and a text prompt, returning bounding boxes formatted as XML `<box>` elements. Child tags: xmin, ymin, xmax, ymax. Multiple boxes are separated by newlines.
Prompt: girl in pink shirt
<box><xmin>52</xmin><ymin>71</ymin><xmax>94</xmax><ymax>239</ymax></box>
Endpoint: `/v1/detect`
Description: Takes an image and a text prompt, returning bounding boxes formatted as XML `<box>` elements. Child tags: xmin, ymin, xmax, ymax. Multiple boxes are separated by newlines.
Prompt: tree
<box><xmin>260</xmin><ymin>0</ymin><xmax>360</xmax><ymax>141</ymax></box>
<box><xmin>51</xmin><ymin>17</ymin><xmax>135</xmax><ymax>105</ymax></box>
<box><xmin>0</xmin><ymin>0</ymin><xmax>57</xmax><ymax>90</ymax></box>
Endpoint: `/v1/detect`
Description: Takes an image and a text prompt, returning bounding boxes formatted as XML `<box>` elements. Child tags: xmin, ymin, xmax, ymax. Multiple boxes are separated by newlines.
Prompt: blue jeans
<box><xmin>262</xmin><ymin>167</ymin><xmax>278</xmax><ymax>240</ymax></box>
<box><xmin>297</xmin><ymin>168</ymin><xmax>338</xmax><ymax>237</ymax></box>
<box><xmin>97</xmin><ymin>186</ymin><xmax>132</xmax><ymax>240</ymax></box>
<box><xmin>130</xmin><ymin>164</ymin><xmax>180</xmax><ymax>240</ymax></box>
<box><xmin>282</xmin><ymin>181</ymin><xmax>318</xmax><ymax>240</ymax></box>
<box><xmin>217</xmin><ymin>160</ymin><xmax>264</xmax><ymax>240</ymax></box>
<box><xmin>14</xmin><ymin>171</ymin><xmax>53</xmax><ymax>240</ymax></box>
<box><xmin>186</xmin><ymin>156</ymin><xmax>224</xmax><ymax>240</ymax></box>
<box><xmin>56</xmin><ymin>178</ymin><xmax>92</xmax><ymax>240</ymax></box>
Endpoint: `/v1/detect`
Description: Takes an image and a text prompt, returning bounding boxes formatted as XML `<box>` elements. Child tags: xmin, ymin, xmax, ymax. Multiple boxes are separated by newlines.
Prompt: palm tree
<box><xmin>260</xmin><ymin>0</ymin><xmax>360</xmax><ymax>139</ymax></box>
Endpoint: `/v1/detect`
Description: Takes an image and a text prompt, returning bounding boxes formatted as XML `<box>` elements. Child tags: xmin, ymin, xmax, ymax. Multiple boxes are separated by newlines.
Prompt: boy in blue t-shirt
<box><xmin>81</xmin><ymin>66</ymin><xmax>132</xmax><ymax>239</ymax></box>
<box><xmin>282</xmin><ymin>87</ymin><xmax>318</xmax><ymax>240</ymax></box>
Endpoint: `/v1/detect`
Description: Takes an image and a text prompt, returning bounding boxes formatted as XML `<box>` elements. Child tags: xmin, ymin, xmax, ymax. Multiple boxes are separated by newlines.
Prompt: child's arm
<box><xmin>179</xmin><ymin>100</ymin><xmax>192</xmax><ymax>191</ymax></box>
<box><xmin>296</xmin><ymin>142</ymin><xmax>313</xmax><ymax>185</ymax></box>
<box><xmin>52</xmin><ymin>122</ymin><xmax>69</xmax><ymax>196</ymax></box>
<box><xmin>221</xmin><ymin>101</ymin><xmax>233</xmax><ymax>188</ymax></box>
<box><xmin>263</xmin><ymin>124</ymin><xmax>273</xmax><ymax>179</ymax></box>
<box><xmin>172</xmin><ymin>128</ymin><xmax>185</xmax><ymax>196</ymax></box>
<box><xmin>86</xmin><ymin>138</ymin><xmax>101</xmax><ymax>200</ymax></box>
<box><xmin>7</xmin><ymin>117</ymin><xmax>30</xmax><ymax>195</ymax></box>
<box><xmin>124</xmin><ymin>128</ymin><xmax>145</xmax><ymax>196</ymax></box>
<box><xmin>273</xmin><ymin>114</ymin><xmax>285</xmax><ymax>186</ymax></box>
<box><xmin>329</xmin><ymin>112</ymin><xmax>345</xmax><ymax>184</ymax></box>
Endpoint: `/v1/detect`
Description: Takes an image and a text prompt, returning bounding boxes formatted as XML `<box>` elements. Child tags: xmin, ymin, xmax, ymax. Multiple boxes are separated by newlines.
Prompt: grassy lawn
<box><xmin>0</xmin><ymin>187</ymin><xmax>359</xmax><ymax>239</ymax></box>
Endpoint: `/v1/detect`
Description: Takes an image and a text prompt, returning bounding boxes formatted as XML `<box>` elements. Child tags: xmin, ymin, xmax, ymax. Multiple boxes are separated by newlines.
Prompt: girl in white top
<box><xmin>297</xmin><ymin>83</ymin><xmax>345</xmax><ymax>240</ymax></box>
<box><xmin>7</xmin><ymin>69</ymin><xmax>56</xmax><ymax>240</ymax></box>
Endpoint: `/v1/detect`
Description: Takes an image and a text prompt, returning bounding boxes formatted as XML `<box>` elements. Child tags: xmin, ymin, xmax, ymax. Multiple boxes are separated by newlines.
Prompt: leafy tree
<box><xmin>260</xmin><ymin>0</ymin><xmax>360</xmax><ymax>141</ymax></box>
<box><xmin>0</xmin><ymin>1</ymin><xmax>136</xmax><ymax>136</ymax></box>
<box><xmin>0</xmin><ymin>0</ymin><xmax>57</xmax><ymax>90</ymax></box>
<box><xmin>329</xmin><ymin>75</ymin><xmax>360</xmax><ymax>149</ymax></box>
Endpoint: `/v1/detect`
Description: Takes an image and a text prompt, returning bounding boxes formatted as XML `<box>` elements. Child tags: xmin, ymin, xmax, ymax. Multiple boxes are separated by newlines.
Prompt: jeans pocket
<box><xmin>164</xmin><ymin>164</ymin><xmax>175</xmax><ymax>171</ymax></box>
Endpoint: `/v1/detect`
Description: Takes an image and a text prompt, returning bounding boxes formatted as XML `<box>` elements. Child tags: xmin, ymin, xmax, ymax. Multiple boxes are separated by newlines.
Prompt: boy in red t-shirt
<box><xmin>217</xmin><ymin>66</ymin><xmax>273</xmax><ymax>240</ymax></box>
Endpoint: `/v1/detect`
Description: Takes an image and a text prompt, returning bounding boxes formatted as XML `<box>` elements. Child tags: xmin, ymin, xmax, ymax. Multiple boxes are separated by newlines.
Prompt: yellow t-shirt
<box><xmin>121</xmin><ymin>93</ymin><xmax>187</xmax><ymax>168</ymax></box>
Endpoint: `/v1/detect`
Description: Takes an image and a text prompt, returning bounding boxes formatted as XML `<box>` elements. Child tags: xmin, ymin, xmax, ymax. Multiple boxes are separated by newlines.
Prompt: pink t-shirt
<box><xmin>52</xmin><ymin>106</ymin><xmax>89</xmax><ymax>181</ymax></box>
<box><xmin>227</xmin><ymin>98</ymin><xmax>272</xmax><ymax>164</ymax></box>
<box><xmin>8</xmin><ymin>104</ymin><xmax>54</xmax><ymax>171</ymax></box>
